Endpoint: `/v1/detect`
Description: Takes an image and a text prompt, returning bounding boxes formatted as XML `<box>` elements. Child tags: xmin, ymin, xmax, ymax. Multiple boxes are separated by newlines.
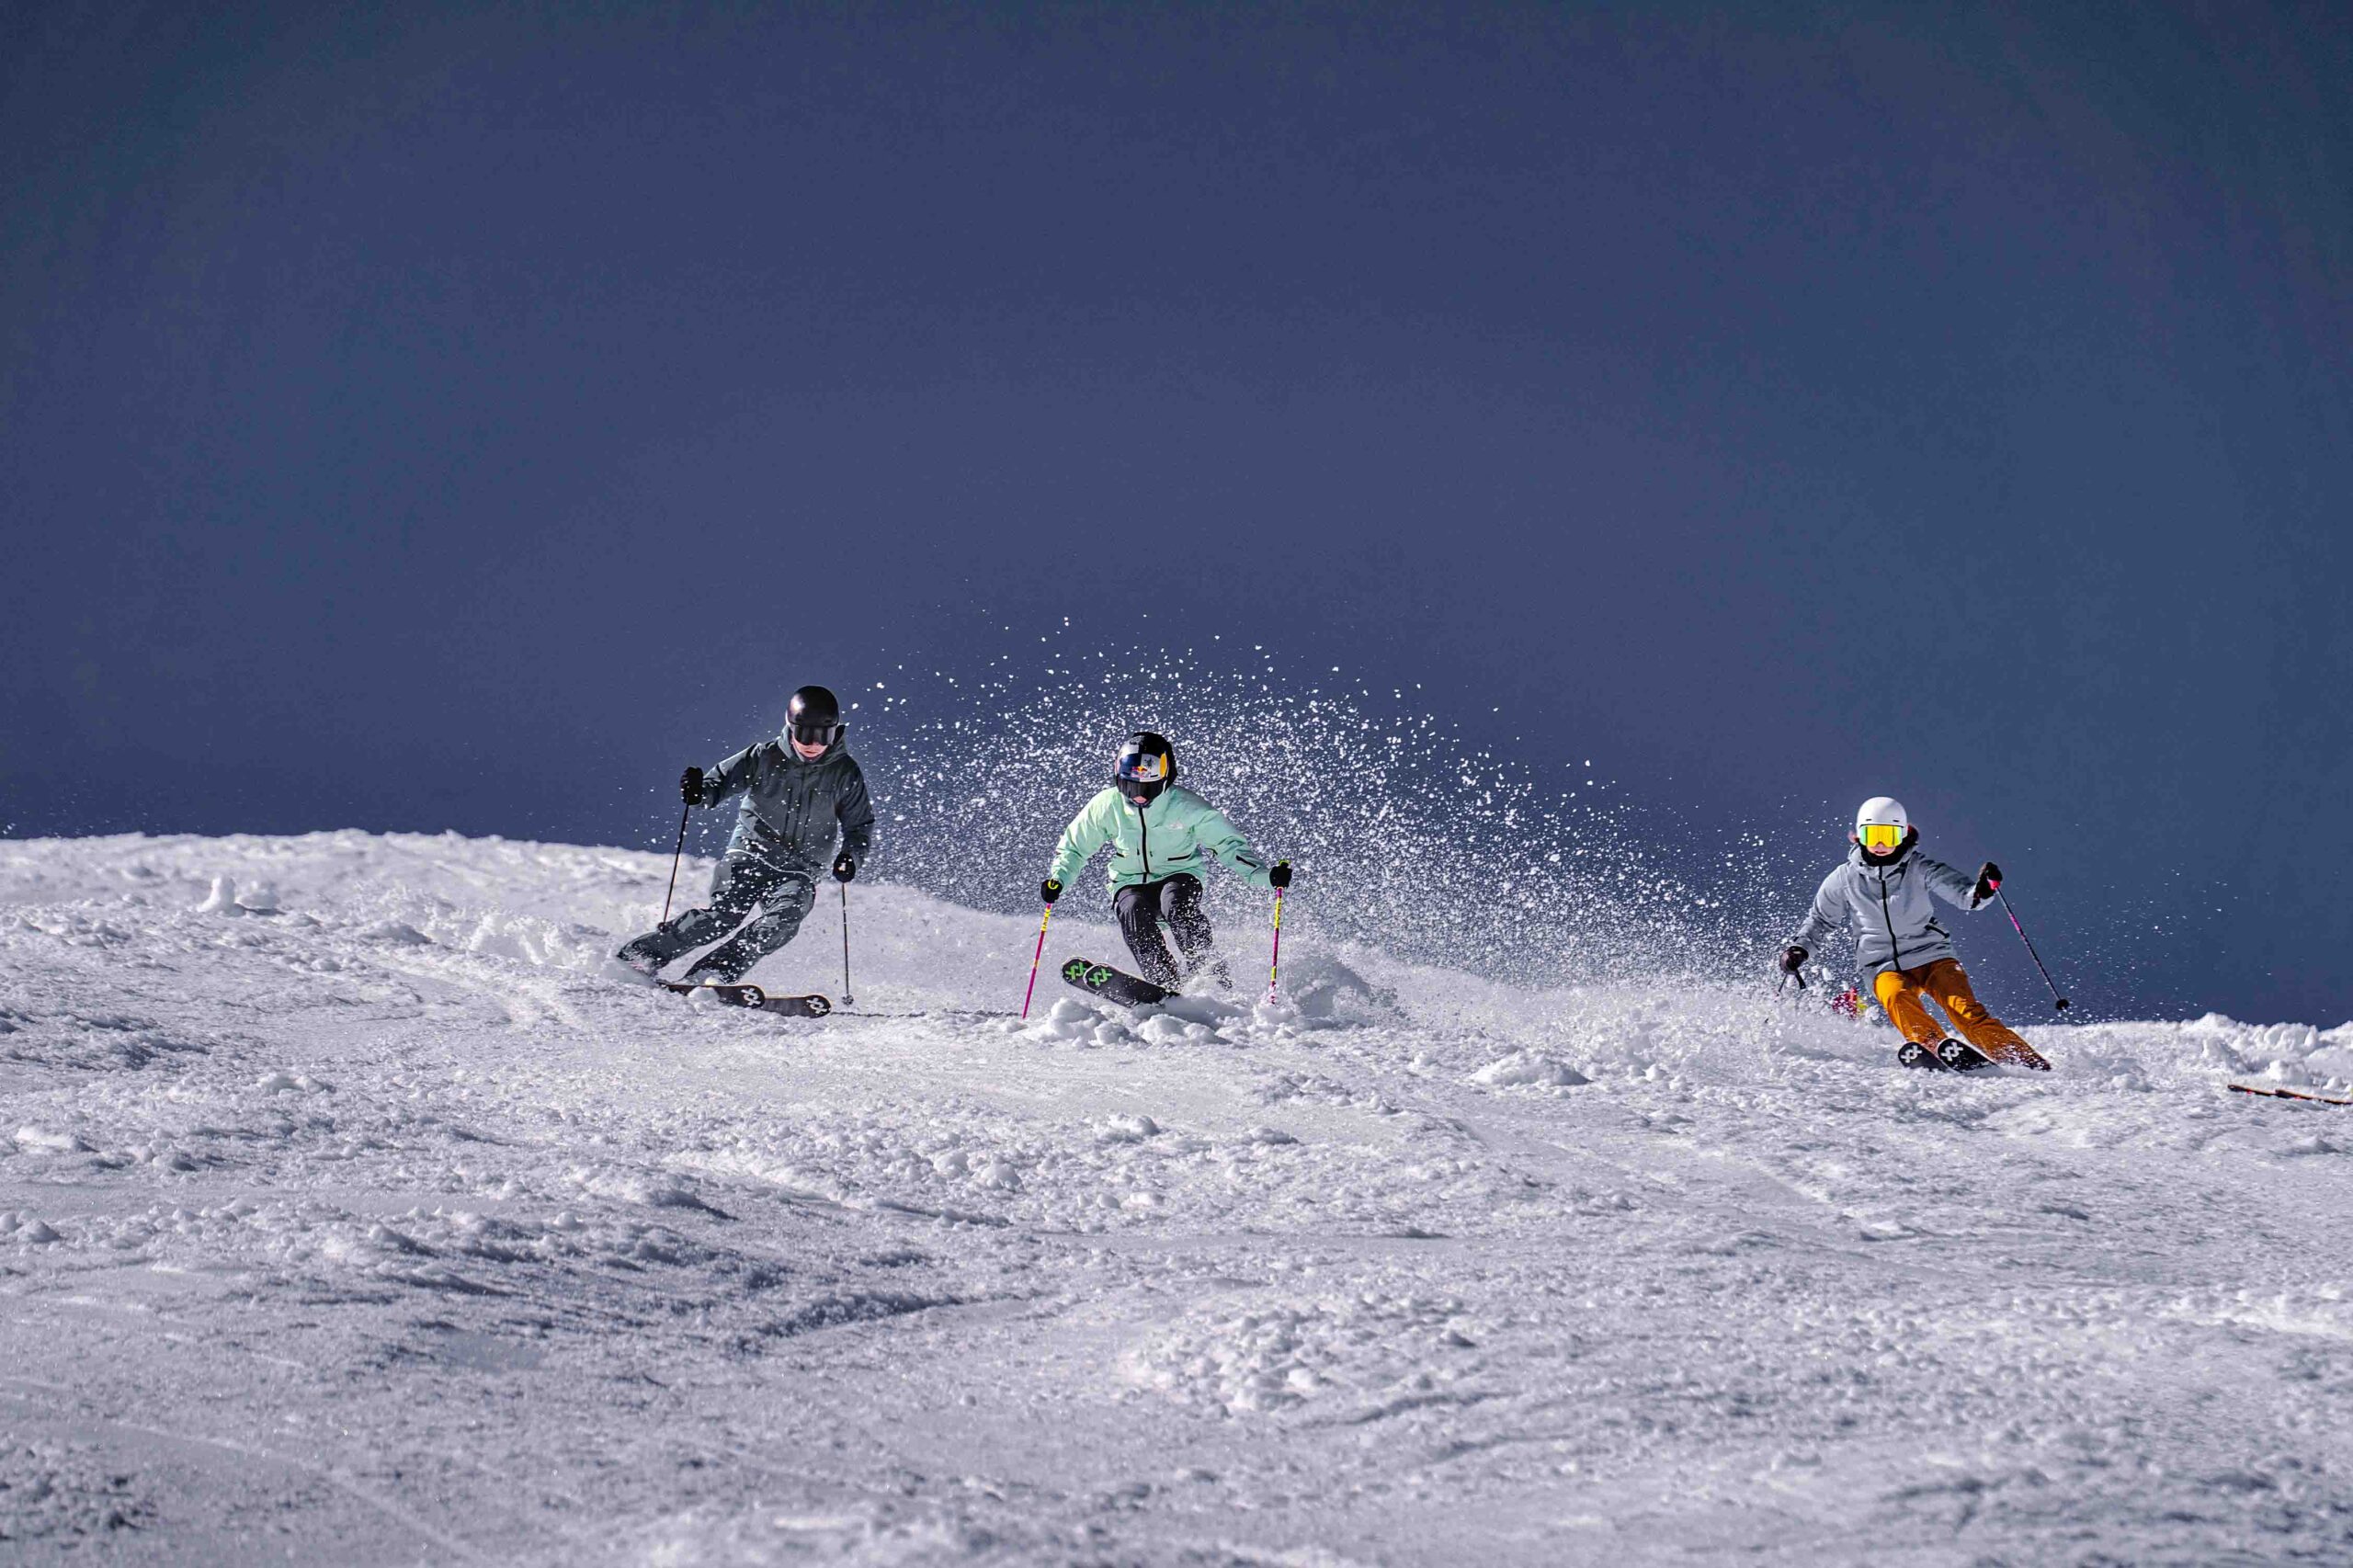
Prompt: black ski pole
<box><xmin>1993</xmin><ymin>885</ymin><xmax>2070</xmax><ymax>1011</ymax></box>
<box><xmin>658</xmin><ymin>804</ymin><xmax>689</xmax><ymax>926</ymax></box>
<box><xmin>838</xmin><ymin>881</ymin><xmax>855</xmax><ymax>1008</ymax></box>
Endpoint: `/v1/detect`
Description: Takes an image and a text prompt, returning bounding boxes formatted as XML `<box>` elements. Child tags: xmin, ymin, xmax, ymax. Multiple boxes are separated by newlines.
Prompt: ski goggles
<box><xmin>1858</xmin><ymin>822</ymin><xmax>1905</xmax><ymax>851</ymax></box>
<box><xmin>789</xmin><ymin>720</ymin><xmax>842</xmax><ymax>747</ymax></box>
<box><xmin>1116</xmin><ymin>753</ymin><xmax>1168</xmax><ymax>783</ymax></box>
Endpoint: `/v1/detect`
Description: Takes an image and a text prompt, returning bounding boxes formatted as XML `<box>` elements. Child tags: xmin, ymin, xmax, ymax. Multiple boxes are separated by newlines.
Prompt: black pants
<box><xmin>615</xmin><ymin>854</ymin><xmax>817</xmax><ymax>983</ymax></box>
<box><xmin>1114</xmin><ymin>874</ymin><xmax>1228</xmax><ymax>991</ymax></box>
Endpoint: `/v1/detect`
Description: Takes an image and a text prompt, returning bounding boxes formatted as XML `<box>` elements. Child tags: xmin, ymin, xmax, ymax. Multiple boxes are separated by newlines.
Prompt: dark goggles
<box><xmin>790</xmin><ymin>720</ymin><xmax>843</xmax><ymax>747</ymax></box>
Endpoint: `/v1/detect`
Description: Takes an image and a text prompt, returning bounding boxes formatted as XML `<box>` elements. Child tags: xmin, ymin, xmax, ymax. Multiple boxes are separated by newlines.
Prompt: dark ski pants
<box><xmin>1115</xmin><ymin>874</ymin><xmax>1229</xmax><ymax>991</ymax></box>
<box><xmin>617</xmin><ymin>854</ymin><xmax>816</xmax><ymax>983</ymax></box>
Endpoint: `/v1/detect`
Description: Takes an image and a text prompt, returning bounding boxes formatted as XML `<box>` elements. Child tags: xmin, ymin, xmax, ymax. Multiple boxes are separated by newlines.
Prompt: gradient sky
<box><xmin>5</xmin><ymin>3</ymin><xmax>2347</xmax><ymax>1022</ymax></box>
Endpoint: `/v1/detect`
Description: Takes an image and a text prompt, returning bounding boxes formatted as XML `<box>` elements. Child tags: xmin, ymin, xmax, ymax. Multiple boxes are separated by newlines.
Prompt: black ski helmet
<box><xmin>1114</xmin><ymin>732</ymin><xmax>1176</xmax><ymax>805</ymax></box>
<box><xmin>786</xmin><ymin>686</ymin><xmax>844</xmax><ymax>751</ymax></box>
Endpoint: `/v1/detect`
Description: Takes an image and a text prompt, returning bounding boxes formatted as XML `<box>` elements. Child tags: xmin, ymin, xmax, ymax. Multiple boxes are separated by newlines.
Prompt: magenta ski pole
<box><xmin>1992</xmin><ymin>882</ymin><xmax>2070</xmax><ymax>1011</ymax></box>
<box><xmin>1267</xmin><ymin>887</ymin><xmax>1286</xmax><ymax>1005</ymax></box>
<box><xmin>1020</xmin><ymin>904</ymin><xmax>1054</xmax><ymax>1020</ymax></box>
<box><xmin>658</xmin><ymin>803</ymin><xmax>689</xmax><ymax>926</ymax></box>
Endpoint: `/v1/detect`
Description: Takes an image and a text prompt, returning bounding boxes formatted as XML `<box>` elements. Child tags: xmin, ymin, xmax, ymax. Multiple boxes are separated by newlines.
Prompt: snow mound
<box><xmin>1469</xmin><ymin>1049</ymin><xmax>1589</xmax><ymax>1089</ymax></box>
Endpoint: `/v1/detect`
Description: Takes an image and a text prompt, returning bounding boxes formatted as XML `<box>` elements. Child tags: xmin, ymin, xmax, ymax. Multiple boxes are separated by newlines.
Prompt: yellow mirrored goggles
<box><xmin>1859</xmin><ymin>822</ymin><xmax>1905</xmax><ymax>851</ymax></box>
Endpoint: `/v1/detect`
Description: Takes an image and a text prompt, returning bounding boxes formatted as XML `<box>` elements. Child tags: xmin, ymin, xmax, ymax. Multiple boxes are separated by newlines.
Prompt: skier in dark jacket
<box><xmin>616</xmin><ymin>686</ymin><xmax>875</xmax><ymax>984</ymax></box>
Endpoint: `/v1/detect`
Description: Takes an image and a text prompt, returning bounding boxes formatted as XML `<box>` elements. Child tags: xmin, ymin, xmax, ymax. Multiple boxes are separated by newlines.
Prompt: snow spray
<box><xmin>859</xmin><ymin>641</ymin><xmax>1785</xmax><ymax>990</ymax></box>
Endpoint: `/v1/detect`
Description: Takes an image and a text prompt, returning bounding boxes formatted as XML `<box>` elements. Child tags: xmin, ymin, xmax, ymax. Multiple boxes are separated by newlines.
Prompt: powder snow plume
<box><xmin>844</xmin><ymin>637</ymin><xmax>1803</xmax><ymax>986</ymax></box>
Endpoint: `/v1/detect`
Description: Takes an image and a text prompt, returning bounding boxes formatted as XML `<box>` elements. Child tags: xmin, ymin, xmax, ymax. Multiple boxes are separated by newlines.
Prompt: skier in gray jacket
<box><xmin>616</xmin><ymin>686</ymin><xmax>875</xmax><ymax>984</ymax></box>
<box><xmin>1780</xmin><ymin>795</ymin><xmax>2049</xmax><ymax>1070</ymax></box>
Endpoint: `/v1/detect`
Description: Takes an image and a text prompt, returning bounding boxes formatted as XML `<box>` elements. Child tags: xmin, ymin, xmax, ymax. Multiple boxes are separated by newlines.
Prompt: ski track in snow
<box><xmin>3</xmin><ymin>830</ymin><xmax>2351</xmax><ymax>1565</ymax></box>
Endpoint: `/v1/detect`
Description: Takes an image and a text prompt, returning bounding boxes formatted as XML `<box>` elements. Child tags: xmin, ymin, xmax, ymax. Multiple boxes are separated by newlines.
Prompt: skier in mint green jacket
<box><xmin>1041</xmin><ymin>732</ymin><xmax>1292</xmax><ymax>992</ymax></box>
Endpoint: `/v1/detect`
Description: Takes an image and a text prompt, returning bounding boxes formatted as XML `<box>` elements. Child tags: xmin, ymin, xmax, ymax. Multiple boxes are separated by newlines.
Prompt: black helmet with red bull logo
<box><xmin>1114</xmin><ymin>732</ymin><xmax>1176</xmax><ymax>805</ymax></box>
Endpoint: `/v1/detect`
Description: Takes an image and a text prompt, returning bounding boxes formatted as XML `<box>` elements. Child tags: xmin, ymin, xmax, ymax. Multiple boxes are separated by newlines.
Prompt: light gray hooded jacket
<box><xmin>695</xmin><ymin>735</ymin><xmax>876</xmax><ymax>876</ymax></box>
<box><xmin>1790</xmin><ymin>839</ymin><xmax>1988</xmax><ymax>976</ymax></box>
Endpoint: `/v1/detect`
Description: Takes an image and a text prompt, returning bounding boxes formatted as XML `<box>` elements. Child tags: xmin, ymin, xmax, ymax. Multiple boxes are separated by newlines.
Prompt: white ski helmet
<box><xmin>1853</xmin><ymin>796</ymin><xmax>1910</xmax><ymax>853</ymax></box>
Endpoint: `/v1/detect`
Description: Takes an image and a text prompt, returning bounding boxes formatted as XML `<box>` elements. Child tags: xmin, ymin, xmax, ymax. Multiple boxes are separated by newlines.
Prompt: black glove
<box><xmin>1268</xmin><ymin>860</ymin><xmax>1292</xmax><ymax>891</ymax></box>
<box><xmin>1973</xmin><ymin>861</ymin><xmax>2002</xmax><ymax>903</ymax></box>
<box><xmin>1040</xmin><ymin>878</ymin><xmax>1063</xmax><ymax>905</ymax></box>
<box><xmin>680</xmin><ymin>766</ymin><xmax>704</xmax><ymax>805</ymax></box>
<box><xmin>833</xmin><ymin>853</ymin><xmax>856</xmax><ymax>883</ymax></box>
<box><xmin>1779</xmin><ymin>945</ymin><xmax>1807</xmax><ymax>974</ymax></box>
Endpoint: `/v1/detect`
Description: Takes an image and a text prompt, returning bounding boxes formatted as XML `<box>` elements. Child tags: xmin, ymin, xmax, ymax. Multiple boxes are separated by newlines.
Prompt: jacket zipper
<box><xmin>1875</xmin><ymin>864</ymin><xmax>1907</xmax><ymax>972</ymax></box>
<box><xmin>1137</xmin><ymin>800</ymin><xmax>1152</xmax><ymax>883</ymax></box>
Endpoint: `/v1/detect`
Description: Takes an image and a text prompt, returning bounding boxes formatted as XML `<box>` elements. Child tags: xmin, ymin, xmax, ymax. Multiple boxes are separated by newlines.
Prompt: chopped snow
<box><xmin>1</xmin><ymin>829</ymin><xmax>2350</xmax><ymax>1564</ymax></box>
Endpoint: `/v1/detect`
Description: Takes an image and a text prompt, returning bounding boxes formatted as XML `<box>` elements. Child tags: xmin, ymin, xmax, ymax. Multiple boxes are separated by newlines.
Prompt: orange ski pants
<box><xmin>1873</xmin><ymin>959</ymin><xmax>2044</xmax><ymax>1067</ymax></box>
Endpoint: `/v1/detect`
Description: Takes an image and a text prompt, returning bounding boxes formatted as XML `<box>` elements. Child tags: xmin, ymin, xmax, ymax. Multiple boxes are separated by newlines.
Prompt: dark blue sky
<box><xmin>5</xmin><ymin>3</ymin><xmax>2347</xmax><ymax>1022</ymax></box>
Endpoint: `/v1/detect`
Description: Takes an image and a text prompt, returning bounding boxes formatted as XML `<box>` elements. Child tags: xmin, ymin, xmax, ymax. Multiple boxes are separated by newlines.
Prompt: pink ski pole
<box><xmin>1019</xmin><ymin>904</ymin><xmax>1054</xmax><ymax>1020</ymax></box>
<box><xmin>1992</xmin><ymin>881</ymin><xmax>2070</xmax><ymax>1011</ymax></box>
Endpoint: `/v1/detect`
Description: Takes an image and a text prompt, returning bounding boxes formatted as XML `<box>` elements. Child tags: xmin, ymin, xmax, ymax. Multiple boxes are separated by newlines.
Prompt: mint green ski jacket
<box><xmin>1048</xmin><ymin>786</ymin><xmax>1278</xmax><ymax>894</ymax></box>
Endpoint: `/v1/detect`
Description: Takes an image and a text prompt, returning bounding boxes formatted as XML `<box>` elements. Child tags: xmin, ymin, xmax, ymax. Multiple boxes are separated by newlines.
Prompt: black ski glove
<box><xmin>833</xmin><ymin>853</ymin><xmax>857</xmax><ymax>883</ymax></box>
<box><xmin>1779</xmin><ymin>945</ymin><xmax>1807</xmax><ymax>974</ymax></box>
<box><xmin>1040</xmin><ymin>878</ymin><xmax>1063</xmax><ymax>905</ymax></box>
<box><xmin>680</xmin><ymin>766</ymin><xmax>704</xmax><ymax>805</ymax></box>
<box><xmin>1973</xmin><ymin>861</ymin><xmax>2002</xmax><ymax>903</ymax></box>
<box><xmin>1268</xmin><ymin>860</ymin><xmax>1292</xmax><ymax>891</ymax></box>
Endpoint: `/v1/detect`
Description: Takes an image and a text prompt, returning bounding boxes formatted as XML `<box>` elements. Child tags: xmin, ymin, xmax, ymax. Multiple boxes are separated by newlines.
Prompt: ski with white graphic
<box><xmin>660</xmin><ymin>980</ymin><xmax>832</xmax><ymax>1017</ymax></box>
<box><xmin>1895</xmin><ymin>1038</ymin><xmax>1995</xmax><ymax>1073</ymax></box>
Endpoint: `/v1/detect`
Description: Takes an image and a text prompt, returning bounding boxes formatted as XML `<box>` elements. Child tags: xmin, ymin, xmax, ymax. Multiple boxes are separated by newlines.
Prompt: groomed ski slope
<box><xmin>5</xmin><ymin>832</ymin><xmax>2352</xmax><ymax>1566</ymax></box>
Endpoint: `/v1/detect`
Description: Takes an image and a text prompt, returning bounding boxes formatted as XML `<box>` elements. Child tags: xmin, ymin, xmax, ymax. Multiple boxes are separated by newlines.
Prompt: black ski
<box><xmin>1061</xmin><ymin>957</ymin><xmax>1172</xmax><ymax>1009</ymax></box>
<box><xmin>1896</xmin><ymin>1038</ymin><xmax>1994</xmax><ymax>1073</ymax></box>
<box><xmin>660</xmin><ymin>981</ymin><xmax>832</xmax><ymax>1017</ymax></box>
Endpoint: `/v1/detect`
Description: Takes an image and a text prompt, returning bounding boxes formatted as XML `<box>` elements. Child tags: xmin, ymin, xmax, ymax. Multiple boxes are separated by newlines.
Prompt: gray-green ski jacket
<box><xmin>696</xmin><ymin>736</ymin><xmax>875</xmax><ymax>875</ymax></box>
